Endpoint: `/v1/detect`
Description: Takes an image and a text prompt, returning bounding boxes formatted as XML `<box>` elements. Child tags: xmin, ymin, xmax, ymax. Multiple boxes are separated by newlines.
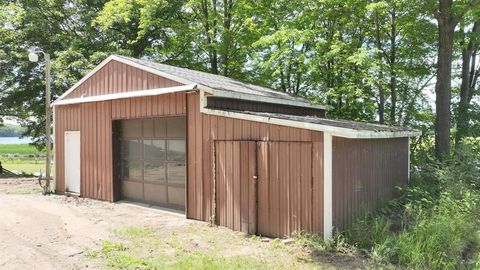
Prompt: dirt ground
<box><xmin>0</xmin><ymin>179</ymin><xmax>366</xmax><ymax>270</ymax></box>
<box><xmin>0</xmin><ymin>179</ymin><xmax>189</xmax><ymax>270</ymax></box>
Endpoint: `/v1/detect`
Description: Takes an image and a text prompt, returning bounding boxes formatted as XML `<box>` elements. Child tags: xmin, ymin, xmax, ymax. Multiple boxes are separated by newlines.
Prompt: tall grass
<box><xmin>344</xmin><ymin>144</ymin><xmax>480</xmax><ymax>269</ymax></box>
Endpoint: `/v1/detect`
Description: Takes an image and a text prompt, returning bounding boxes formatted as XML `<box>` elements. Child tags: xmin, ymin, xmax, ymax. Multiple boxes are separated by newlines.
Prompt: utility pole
<box><xmin>29</xmin><ymin>49</ymin><xmax>52</xmax><ymax>194</ymax></box>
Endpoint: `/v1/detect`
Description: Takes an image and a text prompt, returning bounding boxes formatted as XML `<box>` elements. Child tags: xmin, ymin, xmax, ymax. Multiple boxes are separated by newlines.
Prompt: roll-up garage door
<box><xmin>119</xmin><ymin>117</ymin><xmax>186</xmax><ymax>211</ymax></box>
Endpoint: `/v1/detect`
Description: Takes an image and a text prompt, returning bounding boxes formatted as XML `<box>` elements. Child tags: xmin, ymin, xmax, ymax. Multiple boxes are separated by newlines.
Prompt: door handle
<box><xmin>253</xmin><ymin>176</ymin><xmax>258</xmax><ymax>180</ymax></box>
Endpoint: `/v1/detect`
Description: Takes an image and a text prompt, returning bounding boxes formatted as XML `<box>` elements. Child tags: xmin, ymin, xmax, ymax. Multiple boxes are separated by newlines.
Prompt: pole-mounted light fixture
<box><xmin>28</xmin><ymin>48</ymin><xmax>52</xmax><ymax>195</ymax></box>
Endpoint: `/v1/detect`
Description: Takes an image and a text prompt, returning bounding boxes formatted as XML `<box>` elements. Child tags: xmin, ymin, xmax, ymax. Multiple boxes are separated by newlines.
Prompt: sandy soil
<box><xmin>0</xmin><ymin>179</ymin><xmax>188</xmax><ymax>270</ymax></box>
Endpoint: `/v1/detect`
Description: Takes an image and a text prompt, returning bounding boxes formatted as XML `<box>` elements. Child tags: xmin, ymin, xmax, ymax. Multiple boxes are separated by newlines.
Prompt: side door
<box><xmin>214</xmin><ymin>141</ymin><xmax>257</xmax><ymax>234</ymax></box>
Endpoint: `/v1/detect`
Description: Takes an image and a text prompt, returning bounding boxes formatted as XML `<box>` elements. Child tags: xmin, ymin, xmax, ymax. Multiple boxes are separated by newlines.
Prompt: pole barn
<box><xmin>52</xmin><ymin>55</ymin><xmax>420</xmax><ymax>241</ymax></box>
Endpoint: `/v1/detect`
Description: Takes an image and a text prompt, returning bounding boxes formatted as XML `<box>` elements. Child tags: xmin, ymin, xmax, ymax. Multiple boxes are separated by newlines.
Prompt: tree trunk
<box><xmin>434</xmin><ymin>0</ymin><xmax>457</xmax><ymax>158</ymax></box>
<box><xmin>456</xmin><ymin>21</ymin><xmax>480</xmax><ymax>144</ymax></box>
<box><xmin>389</xmin><ymin>9</ymin><xmax>397</xmax><ymax>125</ymax></box>
<box><xmin>374</xmin><ymin>10</ymin><xmax>385</xmax><ymax>124</ymax></box>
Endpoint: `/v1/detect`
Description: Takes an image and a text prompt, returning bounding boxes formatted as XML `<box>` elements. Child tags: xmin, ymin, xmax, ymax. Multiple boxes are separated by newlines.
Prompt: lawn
<box><xmin>88</xmin><ymin>225</ymin><xmax>366</xmax><ymax>270</ymax></box>
<box><xmin>0</xmin><ymin>144</ymin><xmax>45</xmax><ymax>175</ymax></box>
<box><xmin>0</xmin><ymin>144</ymin><xmax>43</xmax><ymax>155</ymax></box>
<box><xmin>0</xmin><ymin>161</ymin><xmax>45</xmax><ymax>175</ymax></box>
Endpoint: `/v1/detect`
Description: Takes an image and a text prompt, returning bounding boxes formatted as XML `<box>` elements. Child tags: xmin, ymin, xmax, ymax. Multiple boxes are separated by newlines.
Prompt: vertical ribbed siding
<box><xmin>332</xmin><ymin>137</ymin><xmax>409</xmax><ymax>231</ymax></box>
<box><xmin>215</xmin><ymin>141</ymin><xmax>256</xmax><ymax>234</ymax></box>
<box><xmin>63</xmin><ymin>60</ymin><xmax>181</xmax><ymax>99</ymax></box>
<box><xmin>54</xmin><ymin>63</ymin><xmax>187</xmax><ymax>201</ymax></box>
<box><xmin>186</xmin><ymin>93</ymin><xmax>325</xmax><ymax>236</ymax></box>
<box><xmin>256</xmin><ymin>142</ymin><xmax>313</xmax><ymax>238</ymax></box>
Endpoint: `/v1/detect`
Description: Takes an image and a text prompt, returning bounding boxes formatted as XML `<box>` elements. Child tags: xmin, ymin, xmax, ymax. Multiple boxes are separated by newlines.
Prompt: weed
<box><xmin>114</xmin><ymin>226</ymin><xmax>154</xmax><ymax>238</ymax></box>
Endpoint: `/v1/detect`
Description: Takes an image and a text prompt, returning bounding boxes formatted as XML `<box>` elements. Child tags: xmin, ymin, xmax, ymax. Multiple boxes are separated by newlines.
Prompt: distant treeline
<box><xmin>0</xmin><ymin>124</ymin><xmax>26</xmax><ymax>137</ymax></box>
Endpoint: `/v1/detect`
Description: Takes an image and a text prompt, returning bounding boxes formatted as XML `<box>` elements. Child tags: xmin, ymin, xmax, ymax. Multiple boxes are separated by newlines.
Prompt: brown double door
<box><xmin>215</xmin><ymin>141</ymin><xmax>313</xmax><ymax>238</ymax></box>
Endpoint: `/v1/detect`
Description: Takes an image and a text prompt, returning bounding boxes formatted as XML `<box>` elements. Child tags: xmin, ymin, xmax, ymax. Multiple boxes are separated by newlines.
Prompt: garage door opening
<box><xmin>114</xmin><ymin>117</ymin><xmax>186</xmax><ymax>211</ymax></box>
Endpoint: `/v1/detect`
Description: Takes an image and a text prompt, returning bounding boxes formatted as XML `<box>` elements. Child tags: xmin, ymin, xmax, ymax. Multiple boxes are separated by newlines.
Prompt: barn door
<box><xmin>214</xmin><ymin>141</ymin><xmax>257</xmax><ymax>234</ymax></box>
<box><xmin>257</xmin><ymin>142</ymin><xmax>313</xmax><ymax>238</ymax></box>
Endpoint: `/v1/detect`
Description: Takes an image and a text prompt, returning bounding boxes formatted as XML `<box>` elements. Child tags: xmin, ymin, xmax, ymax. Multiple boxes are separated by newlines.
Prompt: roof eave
<box><xmin>200</xmin><ymin>106</ymin><xmax>421</xmax><ymax>139</ymax></box>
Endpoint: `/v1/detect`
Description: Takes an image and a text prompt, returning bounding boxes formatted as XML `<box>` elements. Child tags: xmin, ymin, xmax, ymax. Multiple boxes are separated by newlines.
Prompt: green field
<box><xmin>0</xmin><ymin>144</ymin><xmax>44</xmax><ymax>155</ymax></box>
<box><xmin>0</xmin><ymin>144</ymin><xmax>46</xmax><ymax>175</ymax></box>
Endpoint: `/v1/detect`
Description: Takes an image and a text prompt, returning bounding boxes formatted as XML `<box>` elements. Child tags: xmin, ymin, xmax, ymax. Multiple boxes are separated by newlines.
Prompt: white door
<box><xmin>65</xmin><ymin>131</ymin><xmax>81</xmax><ymax>193</ymax></box>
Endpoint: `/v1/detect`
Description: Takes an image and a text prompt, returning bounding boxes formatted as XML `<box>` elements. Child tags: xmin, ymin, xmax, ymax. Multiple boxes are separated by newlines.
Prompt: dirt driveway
<box><xmin>0</xmin><ymin>179</ymin><xmax>188</xmax><ymax>270</ymax></box>
<box><xmin>0</xmin><ymin>179</ymin><xmax>366</xmax><ymax>270</ymax></box>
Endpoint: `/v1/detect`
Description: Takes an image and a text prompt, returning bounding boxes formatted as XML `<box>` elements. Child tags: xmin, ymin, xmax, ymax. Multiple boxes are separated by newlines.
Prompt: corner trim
<box><xmin>323</xmin><ymin>133</ymin><xmax>333</xmax><ymax>241</ymax></box>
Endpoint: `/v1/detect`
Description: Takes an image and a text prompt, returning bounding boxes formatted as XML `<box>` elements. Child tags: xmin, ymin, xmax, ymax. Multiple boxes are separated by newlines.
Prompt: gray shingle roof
<box><xmin>225</xmin><ymin>110</ymin><xmax>419</xmax><ymax>133</ymax></box>
<box><xmin>115</xmin><ymin>55</ymin><xmax>314</xmax><ymax>105</ymax></box>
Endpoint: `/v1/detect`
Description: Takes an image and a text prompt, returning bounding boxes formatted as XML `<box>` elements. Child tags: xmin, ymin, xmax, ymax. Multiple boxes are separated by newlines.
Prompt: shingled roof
<box><xmin>114</xmin><ymin>55</ymin><xmax>325</xmax><ymax>109</ymax></box>
<box><xmin>202</xmin><ymin>109</ymin><xmax>421</xmax><ymax>138</ymax></box>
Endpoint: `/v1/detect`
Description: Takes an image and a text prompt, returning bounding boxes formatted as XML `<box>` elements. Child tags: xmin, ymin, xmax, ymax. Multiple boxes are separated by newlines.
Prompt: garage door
<box><xmin>119</xmin><ymin>117</ymin><xmax>186</xmax><ymax>211</ymax></box>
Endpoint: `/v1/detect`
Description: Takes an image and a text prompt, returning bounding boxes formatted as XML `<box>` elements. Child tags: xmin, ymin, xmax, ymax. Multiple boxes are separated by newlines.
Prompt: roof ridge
<box><xmin>113</xmin><ymin>54</ymin><xmax>306</xmax><ymax>99</ymax></box>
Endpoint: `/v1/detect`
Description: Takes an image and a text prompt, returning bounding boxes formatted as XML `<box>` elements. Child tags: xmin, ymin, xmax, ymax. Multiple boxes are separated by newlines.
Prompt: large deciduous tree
<box><xmin>433</xmin><ymin>0</ymin><xmax>479</xmax><ymax>158</ymax></box>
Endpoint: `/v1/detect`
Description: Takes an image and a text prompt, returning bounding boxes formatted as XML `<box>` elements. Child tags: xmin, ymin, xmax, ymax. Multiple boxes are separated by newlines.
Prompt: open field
<box><xmin>0</xmin><ymin>179</ymin><xmax>365</xmax><ymax>270</ymax></box>
<box><xmin>0</xmin><ymin>144</ymin><xmax>45</xmax><ymax>175</ymax></box>
<box><xmin>0</xmin><ymin>144</ymin><xmax>43</xmax><ymax>155</ymax></box>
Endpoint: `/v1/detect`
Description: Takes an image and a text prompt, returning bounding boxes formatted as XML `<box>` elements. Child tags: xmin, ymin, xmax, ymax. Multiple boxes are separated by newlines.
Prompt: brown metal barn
<box><xmin>52</xmin><ymin>55</ymin><xmax>420</xmax><ymax>240</ymax></box>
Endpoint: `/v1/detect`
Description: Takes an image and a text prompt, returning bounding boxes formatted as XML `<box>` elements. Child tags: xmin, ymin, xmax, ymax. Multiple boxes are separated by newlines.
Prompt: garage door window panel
<box><xmin>118</xmin><ymin>117</ymin><xmax>186</xmax><ymax>210</ymax></box>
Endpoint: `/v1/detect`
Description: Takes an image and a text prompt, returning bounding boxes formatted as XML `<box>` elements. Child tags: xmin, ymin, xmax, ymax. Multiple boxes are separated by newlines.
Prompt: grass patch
<box><xmin>89</xmin><ymin>225</ymin><xmax>355</xmax><ymax>270</ymax></box>
<box><xmin>0</xmin><ymin>159</ymin><xmax>45</xmax><ymax>175</ymax></box>
<box><xmin>0</xmin><ymin>144</ymin><xmax>43</xmax><ymax>155</ymax></box>
<box><xmin>114</xmin><ymin>227</ymin><xmax>154</xmax><ymax>238</ymax></box>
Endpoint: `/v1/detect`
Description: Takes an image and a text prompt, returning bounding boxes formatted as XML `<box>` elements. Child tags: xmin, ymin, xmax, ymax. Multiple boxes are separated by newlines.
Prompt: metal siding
<box><xmin>55</xmin><ymin>64</ymin><xmax>187</xmax><ymax>201</ymax></box>
<box><xmin>332</xmin><ymin>137</ymin><xmax>408</xmax><ymax>231</ymax></box>
<box><xmin>186</xmin><ymin>93</ymin><xmax>325</xmax><ymax>236</ymax></box>
<box><xmin>63</xmin><ymin>60</ymin><xmax>181</xmax><ymax>99</ymax></box>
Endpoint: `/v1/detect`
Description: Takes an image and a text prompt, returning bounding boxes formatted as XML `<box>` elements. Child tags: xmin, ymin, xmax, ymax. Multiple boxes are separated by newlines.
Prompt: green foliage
<box><xmin>345</xmin><ymin>143</ymin><xmax>480</xmax><ymax>269</ymax></box>
<box><xmin>0</xmin><ymin>0</ymin><xmax>450</xmax><ymax>145</ymax></box>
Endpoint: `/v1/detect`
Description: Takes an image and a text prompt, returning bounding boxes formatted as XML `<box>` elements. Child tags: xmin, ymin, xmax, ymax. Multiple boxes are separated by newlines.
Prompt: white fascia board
<box><xmin>200</xmin><ymin>107</ymin><xmax>421</xmax><ymax>139</ymax></box>
<box><xmin>53</xmin><ymin>84</ymin><xmax>197</xmax><ymax>106</ymax></box>
<box><xmin>323</xmin><ymin>133</ymin><xmax>333</xmax><ymax>242</ymax></box>
<box><xmin>213</xmin><ymin>89</ymin><xmax>330</xmax><ymax>110</ymax></box>
<box><xmin>53</xmin><ymin>55</ymin><xmax>213</xmax><ymax>104</ymax></box>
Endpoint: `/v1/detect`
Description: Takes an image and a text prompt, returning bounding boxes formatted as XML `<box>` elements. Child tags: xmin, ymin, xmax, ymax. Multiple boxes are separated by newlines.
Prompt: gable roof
<box><xmin>54</xmin><ymin>55</ymin><xmax>327</xmax><ymax>110</ymax></box>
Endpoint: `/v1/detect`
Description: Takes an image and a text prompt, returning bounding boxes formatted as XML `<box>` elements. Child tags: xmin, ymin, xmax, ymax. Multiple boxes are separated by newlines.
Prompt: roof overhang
<box><xmin>198</xmin><ymin>90</ymin><xmax>420</xmax><ymax>139</ymax></box>
<box><xmin>53</xmin><ymin>55</ymin><xmax>213</xmax><ymax>104</ymax></box>
<box><xmin>201</xmin><ymin>107</ymin><xmax>420</xmax><ymax>139</ymax></box>
<box><xmin>52</xmin><ymin>84</ymin><xmax>198</xmax><ymax>106</ymax></box>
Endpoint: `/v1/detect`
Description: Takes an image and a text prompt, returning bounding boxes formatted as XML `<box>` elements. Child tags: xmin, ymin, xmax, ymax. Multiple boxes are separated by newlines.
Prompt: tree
<box><xmin>456</xmin><ymin>19</ymin><xmax>480</xmax><ymax>144</ymax></box>
<box><xmin>433</xmin><ymin>0</ymin><xmax>479</xmax><ymax>158</ymax></box>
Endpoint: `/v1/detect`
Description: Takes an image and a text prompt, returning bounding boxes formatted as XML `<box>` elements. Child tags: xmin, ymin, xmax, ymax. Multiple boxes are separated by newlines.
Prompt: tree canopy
<box><xmin>0</xmin><ymin>0</ymin><xmax>479</xmax><ymax>154</ymax></box>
